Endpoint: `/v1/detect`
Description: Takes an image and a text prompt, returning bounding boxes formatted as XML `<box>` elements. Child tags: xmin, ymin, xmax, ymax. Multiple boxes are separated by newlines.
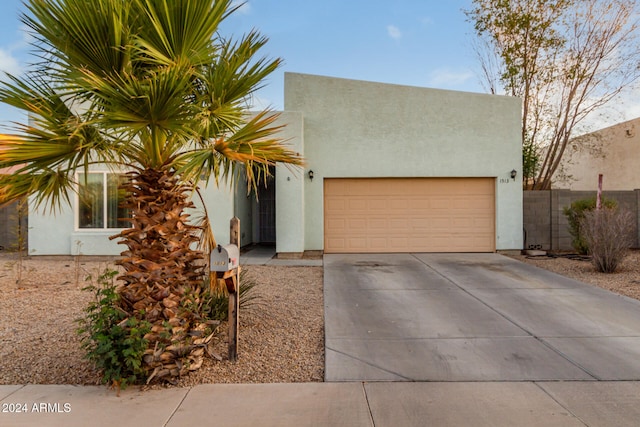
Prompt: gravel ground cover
<box><xmin>1</xmin><ymin>250</ymin><xmax>639</xmax><ymax>386</ymax></box>
<box><xmin>508</xmin><ymin>250</ymin><xmax>640</xmax><ymax>300</ymax></box>
<box><xmin>0</xmin><ymin>256</ymin><xmax>323</xmax><ymax>386</ymax></box>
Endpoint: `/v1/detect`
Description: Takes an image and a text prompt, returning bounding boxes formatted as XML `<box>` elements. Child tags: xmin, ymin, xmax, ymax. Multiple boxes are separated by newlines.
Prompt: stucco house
<box><xmin>28</xmin><ymin>72</ymin><xmax>523</xmax><ymax>256</ymax></box>
<box><xmin>554</xmin><ymin>117</ymin><xmax>640</xmax><ymax>190</ymax></box>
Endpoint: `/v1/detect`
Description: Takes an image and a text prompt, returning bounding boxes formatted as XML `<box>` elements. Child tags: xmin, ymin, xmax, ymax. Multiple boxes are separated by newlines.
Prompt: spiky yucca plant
<box><xmin>0</xmin><ymin>0</ymin><xmax>302</xmax><ymax>385</ymax></box>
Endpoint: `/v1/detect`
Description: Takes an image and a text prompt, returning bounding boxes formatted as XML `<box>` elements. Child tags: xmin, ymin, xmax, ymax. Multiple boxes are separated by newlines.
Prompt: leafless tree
<box><xmin>466</xmin><ymin>0</ymin><xmax>640</xmax><ymax>189</ymax></box>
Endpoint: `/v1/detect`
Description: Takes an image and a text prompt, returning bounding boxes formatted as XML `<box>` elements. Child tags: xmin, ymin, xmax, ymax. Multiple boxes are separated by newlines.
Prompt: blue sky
<box><xmin>224</xmin><ymin>0</ymin><xmax>481</xmax><ymax>108</ymax></box>
<box><xmin>0</xmin><ymin>0</ymin><xmax>481</xmax><ymax>128</ymax></box>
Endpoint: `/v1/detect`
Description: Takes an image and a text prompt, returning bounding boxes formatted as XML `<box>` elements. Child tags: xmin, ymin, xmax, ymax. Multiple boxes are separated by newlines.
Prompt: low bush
<box><xmin>76</xmin><ymin>269</ymin><xmax>151</xmax><ymax>389</ymax></box>
<box><xmin>581</xmin><ymin>207</ymin><xmax>634</xmax><ymax>273</ymax></box>
<box><xmin>201</xmin><ymin>269</ymin><xmax>262</xmax><ymax>321</ymax></box>
<box><xmin>78</xmin><ymin>268</ymin><xmax>261</xmax><ymax>388</ymax></box>
<box><xmin>564</xmin><ymin>197</ymin><xmax>617</xmax><ymax>254</ymax></box>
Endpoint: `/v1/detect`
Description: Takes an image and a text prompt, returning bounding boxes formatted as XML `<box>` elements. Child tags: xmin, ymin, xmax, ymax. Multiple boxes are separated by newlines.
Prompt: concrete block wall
<box><xmin>524</xmin><ymin>190</ymin><xmax>640</xmax><ymax>251</ymax></box>
<box><xmin>551</xmin><ymin>190</ymin><xmax>572</xmax><ymax>250</ymax></box>
<box><xmin>523</xmin><ymin>191</ymin><xmax>551</xmax><ymax>250</ymax></box>
<box><xmin>0</xmin><ymin>199</ymin><xmax>27</xmax><ymax>252</ymax></box>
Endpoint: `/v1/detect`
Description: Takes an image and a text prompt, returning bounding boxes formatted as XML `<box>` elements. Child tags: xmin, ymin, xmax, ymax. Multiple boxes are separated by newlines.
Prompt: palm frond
<box><xmin>0</xmin><ymin>72</ymin><xmax>120</xmax><ymax>175</ymax></box>
<box><xmin>216</xmin><ymin>110</ymin><xmax>304</xmax><ymax>166</ymax></box>
<box><xmin>23</xmin><ymin>0</ymin><xmax>132</xmax><ymax>79</ymax></box>
<box><xmin>0</xmin><ymin>132</ymin><xmax>77</xmax><ymax>168</ymax></box>
<box><xmin>194</xmin><ymin>30</ymin><xmax>282</xmax><ymax>138</ymax></box>
<box><xmin>175</xmin><ymin>110</ymin><xmax>303</xmax><ymax>189</ymax></box>
<box><xmin>2</xmin><ymin>0</ymin><xmax>299</xmax><ymax>214</ymax></box>
<box><xmin>212</xmin><ymin>30</ymin><xmax>282</xmax><ymax>100</ymax></box>
<box><xmin>0</xmin><ymin>168</ymin><xmax>75</xmax><ymax>212</ymax></box>
<box><xmin>192</xmin><ymin>186</ymin><xmax>217</xmax><ymax>254</ymax></box>
<box><xmin>78</xmin><ymin>62</ymin><xmax>201</xmax><ymax>168</ymax></box>
<box><xmin>80</xmin><ymin>64</ymin><xmax>195</xmax><ymax>129</ymax></box>
<box><xmin>133</xmin><ymin>0</ymin><xmax>231</xmax><ymax>67</ymax></box>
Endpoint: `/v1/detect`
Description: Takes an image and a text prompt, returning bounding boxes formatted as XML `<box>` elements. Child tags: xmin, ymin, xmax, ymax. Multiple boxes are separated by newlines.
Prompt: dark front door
<box><xmin>257</xmin><ymin>174</ymin><xmax>276</xmax><ymax>243</ymax></box>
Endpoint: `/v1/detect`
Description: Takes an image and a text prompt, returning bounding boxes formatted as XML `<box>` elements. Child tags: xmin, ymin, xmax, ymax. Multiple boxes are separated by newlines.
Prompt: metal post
<box><xmin>597</xmin><ymin>174</ymin><xmax>603</xmax><ymax>210</ymax></box>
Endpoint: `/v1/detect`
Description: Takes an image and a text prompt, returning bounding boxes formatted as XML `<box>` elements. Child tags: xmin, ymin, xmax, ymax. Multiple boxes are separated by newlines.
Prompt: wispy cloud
<box><xmin>0</xmin><ymin>48</ymin><xmax>21</xmax><ymax>76</ymax></box>
<box><xmin>579</xmin><ymin>90</ymin><xmax>640</xmax><ymax>133</ymax></box>
<box><xmin>427</xmin><ymin>68</ymin><xmax>474</xmax><ymax>88</ymax></box>
<box><xmin>0</xmin><ymin>25</ymin><xmax>32</xmax><ymax>78</ymax></box>
<box><xmin>387</xmin><ymin>25</ymin><xmax>402</xmax><ymax>40</ymax></box>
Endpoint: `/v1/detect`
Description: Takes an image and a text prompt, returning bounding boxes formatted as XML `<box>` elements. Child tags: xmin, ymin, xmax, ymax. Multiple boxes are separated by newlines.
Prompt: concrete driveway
<box><xmin>324</xmin><ymin>253</ymin><xmax>640</xmax><ymax>382</ymax></box>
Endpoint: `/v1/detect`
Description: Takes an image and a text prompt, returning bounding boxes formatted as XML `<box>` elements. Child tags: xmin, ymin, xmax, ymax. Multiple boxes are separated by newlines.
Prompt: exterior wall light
<box><xmin>510</xmin><ymin>169</ymin><xmax>517</xmax><ymax>180</ymax></box>
<box><xmin>308</xmin><ymin>170</ymin><xmax>314</xmax><ymax>181</ymax></box>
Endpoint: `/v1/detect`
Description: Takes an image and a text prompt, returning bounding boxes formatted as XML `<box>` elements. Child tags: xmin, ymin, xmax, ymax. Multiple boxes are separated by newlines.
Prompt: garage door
<box><xmin>324</xmin><ymin>178</ymin><xmax>495</xmax><ymax>253</ymax></box>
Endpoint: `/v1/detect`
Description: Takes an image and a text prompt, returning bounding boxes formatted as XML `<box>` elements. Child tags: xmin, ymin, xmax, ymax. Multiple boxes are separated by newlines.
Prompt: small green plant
<box><xmin>522</xmin><ymin>138</ymin><xmax>540</xmax><ymax>187</ymax></box>
<box><xmin>581</xmin><ymin>207</ymin><xmax>634</xmax><ymax>273</ymax></box>
<box><xmin>201</xmin><ymin>270</ymin><xmax>262</xmax><ymax>321</ymax></box>
<box><xmin>77</xmin><ymin>269</ymin><xmax>151</xmax><ymax>390</ymax></box>
<box><xmin>564</xmin><ymin>197</ymin><xmax>617</xmax><ymax>254</ymax></box>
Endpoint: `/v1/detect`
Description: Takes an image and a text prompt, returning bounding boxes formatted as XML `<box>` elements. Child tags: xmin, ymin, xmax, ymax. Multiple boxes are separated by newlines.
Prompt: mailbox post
<box><xmin>209</xmin><ymin>217</ymin><xmax>240</xmax><ymax>361</ymax></box>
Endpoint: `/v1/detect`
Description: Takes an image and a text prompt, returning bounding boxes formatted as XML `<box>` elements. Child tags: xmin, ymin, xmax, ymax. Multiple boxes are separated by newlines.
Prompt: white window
<box><xmin>77</xmin><ymin>172</ymin><xmax>130</xmax><ymax>229</ymax></box>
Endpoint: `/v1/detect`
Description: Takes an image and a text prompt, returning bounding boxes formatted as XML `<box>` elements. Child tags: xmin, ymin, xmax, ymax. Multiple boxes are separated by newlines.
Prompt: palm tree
<box><xmin>0</xmin><ymin>0</ymin><xmax>302</xmax><ymax>384</ymax></box>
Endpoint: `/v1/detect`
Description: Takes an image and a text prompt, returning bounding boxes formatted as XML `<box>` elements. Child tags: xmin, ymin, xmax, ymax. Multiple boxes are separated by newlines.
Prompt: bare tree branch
<box><xmin>466</xmin><ymin>0</ymin><xmax>640</xmax><ymax>190</ymax></box>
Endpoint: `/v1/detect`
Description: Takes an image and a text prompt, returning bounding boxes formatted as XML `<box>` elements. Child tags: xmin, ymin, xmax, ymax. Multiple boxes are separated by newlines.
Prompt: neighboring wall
<box><xmin>0</xmin><ymin>200</ymin><xmax>27</xmax><ymax>252</ymax></box>
<box><xmin>523</xmin><ymin>190</ymin><xmax>640</xmax><ymax>251</ymax></box>
<box><xmin>556</xmin><ymin>117</ymin><xmax>640</xmax><ymax>190</ymax></box>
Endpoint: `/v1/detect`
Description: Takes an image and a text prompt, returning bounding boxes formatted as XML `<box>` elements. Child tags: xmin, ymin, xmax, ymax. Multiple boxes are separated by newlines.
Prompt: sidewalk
<box><xmin>2</xmin><ymin>381</ymin><xmax>640</xmax><ymax>426</ymax></box>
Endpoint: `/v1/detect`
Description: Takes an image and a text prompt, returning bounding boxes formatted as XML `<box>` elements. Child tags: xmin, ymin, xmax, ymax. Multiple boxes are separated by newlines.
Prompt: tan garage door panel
<box><xmin>324</xmin><ymin>178</ymin><xmax>495</xmax><ymax>253</ymax></box>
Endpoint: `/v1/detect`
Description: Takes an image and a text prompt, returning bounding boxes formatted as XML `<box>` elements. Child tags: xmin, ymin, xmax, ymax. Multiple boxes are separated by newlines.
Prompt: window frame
<box><xmin>75</xmin><ymin>171</ymin><xmax>130</xmax><ymax>231</ymax></box>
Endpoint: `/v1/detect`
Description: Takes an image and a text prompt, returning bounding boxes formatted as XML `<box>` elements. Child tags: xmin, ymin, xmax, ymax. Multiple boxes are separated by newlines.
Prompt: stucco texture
<box><xmin>283</xmin><ymin>72</ymin><xmax>523</xmax><ymax>251</ymax></box>
<box><xmin>28</xmin><ymin>73</ymin><xmax>523</xmax><ymax>255</ymax></box>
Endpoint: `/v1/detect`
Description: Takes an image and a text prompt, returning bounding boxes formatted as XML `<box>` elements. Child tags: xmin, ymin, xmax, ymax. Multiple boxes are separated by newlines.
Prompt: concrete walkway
<box><xmin>241</xmin><ymin>245</ymin><xmax>323</xmax><ymax>266</ymax></box>
<box><xmin>3</xmin><ymin>253</ymin><xmax>640</xmax><ymax>426</ymax></box>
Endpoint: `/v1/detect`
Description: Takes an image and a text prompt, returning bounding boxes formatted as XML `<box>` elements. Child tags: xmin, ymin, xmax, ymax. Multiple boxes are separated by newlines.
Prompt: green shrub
<box><xmin>78</xmin><ymin>268</ymin><xmax>262</xmax><ymax>388</ymax></box>
<box><xmin>523</xmin><ymin>139</ymin><xmax>540</xmax><ymax>185</ymax></box>
<box><xmin>581</xmin><ymin>207</ymin><xmax>634</xmax><ymax>273</ymax></box>
<box><xmin>77</xmin><ymin>269</ymin><xmax>151</xmax><ymax>389</ymax></box>
<box><xmin>563</xmin><ymin>197</ymin><xmax>617</xmax><ymax>254</ymax></box>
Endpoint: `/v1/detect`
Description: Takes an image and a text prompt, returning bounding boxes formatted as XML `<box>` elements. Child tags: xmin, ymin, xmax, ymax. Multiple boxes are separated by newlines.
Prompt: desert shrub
<box><xmin>581</xmin><ymin>207</ymin><xmax>634</xmax><ymax>273</ymax></box>
<box><xmin>564</xmin><ymin>197</ymin><xmax>617</xmax><ymax>254</ymax></box>
<box><xmin>201</xmin><ymin>269</ymin><xmax>262</xmax><ymax>321</ymax></box>
<box><xmin>77</xmin><ymin>269</ymin><xmax>151</xmax><ymax>389</ymax></box>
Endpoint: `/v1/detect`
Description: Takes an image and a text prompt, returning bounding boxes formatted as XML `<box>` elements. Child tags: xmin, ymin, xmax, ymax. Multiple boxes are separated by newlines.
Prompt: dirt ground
<box><xmin>0</xmin><ymin>257</ymin><xmax>324</xmax><ymax>386</ymax></box>
<box><xmin>508</xmin><ymin>250</ymin><xmax>640</xmax><ymax>301</ymax></box>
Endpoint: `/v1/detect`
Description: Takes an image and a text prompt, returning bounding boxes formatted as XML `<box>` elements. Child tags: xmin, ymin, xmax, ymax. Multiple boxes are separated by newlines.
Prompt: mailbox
<box><xmin>210</xmin><ymin>244</ymin><xmax>239</xmax><ymax>272</ymax></box>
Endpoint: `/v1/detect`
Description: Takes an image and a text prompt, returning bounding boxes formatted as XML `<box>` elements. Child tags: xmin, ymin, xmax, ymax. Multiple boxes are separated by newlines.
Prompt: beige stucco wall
<box><xmin>28</xmin><ymin>162</ymin><xmax>238</xmax><ymax>256</ymax></box>
<box><xmin>283</xmin><ymin>72</ymin><xmax>523</xmax><ymax>251</ymax></box>
<box><xmin>275</xmin><ymin>111</ymin><xmax>305</xmax><ymax>254</ymax></box>
<box><xmin>29</xmin><ymin>164</ymin><xmax>126</xmax><ymax>256</ymax></box>
<box><xmin>555</xmin><ymin>117</ymin><xmax>640</xmax><ymax>190</ymax></box>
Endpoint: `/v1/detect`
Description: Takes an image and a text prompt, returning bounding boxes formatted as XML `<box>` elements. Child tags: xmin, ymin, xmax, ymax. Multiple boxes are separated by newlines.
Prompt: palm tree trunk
<box><xmin>110</xmin><ymin>167</ymin><xmax>211</xmax><ymax>383</ymax></box>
